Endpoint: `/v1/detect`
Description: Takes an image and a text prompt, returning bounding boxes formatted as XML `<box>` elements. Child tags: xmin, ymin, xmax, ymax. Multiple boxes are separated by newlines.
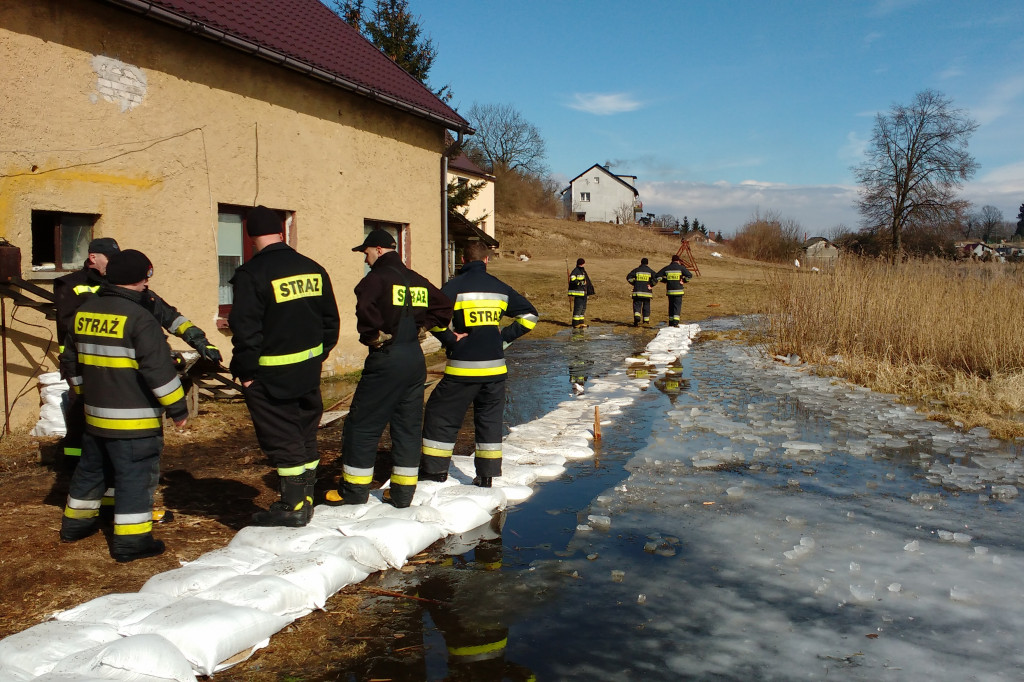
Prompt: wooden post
<box><xmin>594</xmin><ymin>405</ymin><xmax>601</xmax><ymax>440</ymax></box>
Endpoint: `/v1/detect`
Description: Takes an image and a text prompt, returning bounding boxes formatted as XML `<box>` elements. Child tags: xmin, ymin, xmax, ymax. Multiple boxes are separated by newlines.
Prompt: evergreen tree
<box><xmin>682</xmin><ymin>216</ymin><xmax>690</xmax><ymax>233</ymax></box>
<box><xmin>1016</xmin><ymin>203</ymin><xmax>1024</xmax><ymax>239</ymax></box>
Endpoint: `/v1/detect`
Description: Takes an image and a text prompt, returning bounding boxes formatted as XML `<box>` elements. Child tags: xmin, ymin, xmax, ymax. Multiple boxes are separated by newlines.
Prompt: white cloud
<box><xmin>969</xmin><ymin>75</ymin><xmax>1024</xmax><ymax>125</ymax></box>
<box><xmin>839</xmin><ymin>131</ymin><xmax>868</xmax><ymax>164</ymax></box>
<box><xmin>964</xmin><ymin>162</ymin><xmax>1024</xmax><ymax>218</ymax></box>
<box><xmin>638</xmin><ymin>180</ymin><xmax>861</xmax><ymax>236</ymax></box>
<box><xmin>566</xmin><ymin>92</ymin><xmax>643</xmax><ymax>115</ymax></box>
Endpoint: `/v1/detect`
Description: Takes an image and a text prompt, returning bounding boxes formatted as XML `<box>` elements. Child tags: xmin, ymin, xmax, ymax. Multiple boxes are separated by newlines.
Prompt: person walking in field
<box><xmin>626</xmin><ymin>257</ymin><xmax>657</xmax><ymax>326</ymax></box>
<box><xmin>655</xmin><ymin>254</ymin><xmax>693</xmax><ymax>327</ymax></box>
<box><xmin>568</xmin><ymin>258</ymin><xmax>593</xmax><ymax>328</ymax></box>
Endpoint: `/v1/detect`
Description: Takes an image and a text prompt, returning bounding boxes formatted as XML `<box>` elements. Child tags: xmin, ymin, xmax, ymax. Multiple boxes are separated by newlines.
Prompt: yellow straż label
<box><xmin>273</xmin><ymin>274</ymin><xmax>322</xmax><ymax>303</ymax></box>
<box><xmin>75</xmin><ymin>313</ymin><xmax>127</xmax><ymax>338</ymax></box>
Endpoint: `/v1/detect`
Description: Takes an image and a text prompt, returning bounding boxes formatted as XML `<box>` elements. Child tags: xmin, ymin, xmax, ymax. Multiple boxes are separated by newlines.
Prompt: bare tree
<box><xmin>464</xmin><ymin>103</ymin><xmax>547</xmax><ymax>176</ymax></box>
<box><xmin>613</xmin><ymin>201</ymin><xmax>636</xmax><ymax>225</ymax></box>
<box><xmin>853</xmin><ymin>89</ymin><xmax>978</xmax><ymax>261</ymax></box>
<box><xmin>979</xmin><ymin>205</ymin><xmax>1004</xmax><ymax>243</ymax></box>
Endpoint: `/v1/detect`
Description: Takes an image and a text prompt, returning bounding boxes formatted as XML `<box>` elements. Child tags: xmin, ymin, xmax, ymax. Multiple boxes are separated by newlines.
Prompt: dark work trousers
<box><xmin>63</xmin><ymin>432</ymin><xmax>161</xmax><ymax>553</ymax></box>
<box><xmin>243</xmin><ymin>382</ymin><xmax>322</xmax><ymax>473</ymax></box>
<box><xmin>421</xmin><ymin>378</ymin><xmax>505</xmax><ymax>479</ymax></box>
<box><xmin>341</xmin><ymin>339</ymin><xmax>426</xmax><ymax>506</ymax></box>
<box><xmin>667</xmin><ymin>295</ymin><xmax>683</xmax><ymax>325</ymax></box>
<box><xmin>571</xmin><ymin>295</ymin><xmax>588</xmax><ymax>326</ymax></box>
<box><xmin>631</xmin><ymin>296</ymin><xmax>651</xmax><ymax>324</ymax></box>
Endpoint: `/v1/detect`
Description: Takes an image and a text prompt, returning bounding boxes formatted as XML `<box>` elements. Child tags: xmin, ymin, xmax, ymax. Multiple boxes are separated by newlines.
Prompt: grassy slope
<box><xmin>488</xmin><ymin>215</ymin><xmax>777</xmax><ymax>334</ymax></box>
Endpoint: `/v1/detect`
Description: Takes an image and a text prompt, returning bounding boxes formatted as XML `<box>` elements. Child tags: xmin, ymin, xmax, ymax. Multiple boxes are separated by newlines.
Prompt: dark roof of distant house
<box><xmin>448</xmin><ymin>150</ymin><xmax>494</xmax><ymax>180</ymax></box>
<box><xmin>559</xmin><ymin>163</ymin><xmax>639</xmax><ymax>197</ymax></box>
<box><xmin>802</xmin><ymin>237</ymin><xmax>835</xmax><ymax>248</ymax></box>
<box><xmin>101</xmin><ymin>0</ymin><xmax>470</xmax><ymax>132</ymax></box>
<box><xmin>448</xmin><ymin>210</ymin><xmax>499</xmax><ymax>248</ymax></box>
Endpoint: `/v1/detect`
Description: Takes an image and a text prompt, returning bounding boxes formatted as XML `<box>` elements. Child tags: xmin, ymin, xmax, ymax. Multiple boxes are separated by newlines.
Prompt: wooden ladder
<box><xmin>674</xmin><ymin>239</ymin><xmax>700</xmax><ymax>277</ymax></box>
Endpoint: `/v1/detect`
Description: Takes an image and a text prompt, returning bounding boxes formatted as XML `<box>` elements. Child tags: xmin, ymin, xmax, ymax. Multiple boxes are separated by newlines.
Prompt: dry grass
<box><xmin>764</xmin><ymin>258</ymin><xmax>1024</xmax><ymax>438</ymax></box>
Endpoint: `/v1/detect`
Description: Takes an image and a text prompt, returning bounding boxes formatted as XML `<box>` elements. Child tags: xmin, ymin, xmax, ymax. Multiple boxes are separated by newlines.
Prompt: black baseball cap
<box><xmin>88</xmin><ymin>238</ymin><xmax>120</xmax><ymax>256</ymax></box>
<box><xmin>352</xmin><ymin>229</ymin><xmax>396</xmax><ymax>252</ymax></box>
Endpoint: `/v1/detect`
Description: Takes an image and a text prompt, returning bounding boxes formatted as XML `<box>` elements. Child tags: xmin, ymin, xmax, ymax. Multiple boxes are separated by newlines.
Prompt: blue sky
<box><xmin>409</xmin><ymin>0</ymin><xmax>1024</xmax><ymax>236</ymax></box>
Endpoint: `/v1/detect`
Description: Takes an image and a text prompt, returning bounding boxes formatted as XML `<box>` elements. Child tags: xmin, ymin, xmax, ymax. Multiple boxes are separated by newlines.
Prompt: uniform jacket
<box><xmin>352</xmin><ymin>250</ymin><xmax>451</xmax><ymax>348</ymax></box>
<box><xmin>59</xmin><ymin>286</ymin><xmax>188</xmax><ymax>439</ymax></box>
<box><xmin>655</xmin><ymin>262</ymin><xmax>693</xmax><ymax>296</ymax></box>
<box><xmin>229</xmin><ymin>242</ymin><xmax>340</xmax><ymax>399</ymax></box>
<box><xmin>432</xmin><ymin>259</ymin><xmax>538</xmax><ymax>382</ymax></box>
<box><xmin>626</xmin><ymin>264</ymin><xmax>657</xmax><ymax>298</ymax></box>
<box><xmin>55</xmin><ymin>266</ymin><xmax>204</xmax><ymax>353</ymax></box>
<box><xmin>568</xmin><ymin>266</ymin><xmax>592</xmax><ymax>297</ymax></box>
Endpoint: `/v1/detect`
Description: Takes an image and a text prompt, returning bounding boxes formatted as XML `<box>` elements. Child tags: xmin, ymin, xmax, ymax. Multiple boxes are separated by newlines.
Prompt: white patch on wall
<box><xmin>90</xmin><ymin>56</ymin><xmax>147</xmax><ymax>112</ymax></box>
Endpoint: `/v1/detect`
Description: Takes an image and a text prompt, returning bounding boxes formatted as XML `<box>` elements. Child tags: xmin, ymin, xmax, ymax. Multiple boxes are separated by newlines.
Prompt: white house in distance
<box><xmin>560</xmin><ymin>164</ymin><xmax>641</xmax><ymax>223</ymax></box>
<box><xmin>447</xmin><ymin>149</ymin><xmax>495</xmax><ymax>237</ymax></box>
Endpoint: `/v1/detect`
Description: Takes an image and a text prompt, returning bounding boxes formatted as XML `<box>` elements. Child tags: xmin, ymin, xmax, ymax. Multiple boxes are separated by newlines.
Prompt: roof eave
<box><xmin>101</xmin><ymin>0</ymin><xmax>474</xmax><ymax>134</ymax></box>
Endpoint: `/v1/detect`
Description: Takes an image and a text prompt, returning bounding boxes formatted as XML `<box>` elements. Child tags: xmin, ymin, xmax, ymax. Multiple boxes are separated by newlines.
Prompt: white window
<box><xmin>31</xmin><ymin>211</ymin><xmax>97</xmax><ymax>272</ymax></box>
<box><xmin>580</xmin><ymin>192</ymin><xmax>591</xmax><ymax>202</ymax></box>
<box><xmin>217</xmin><ymin>204</ymin><xmax>292</xmax><ymax>323</ymax></box>
<box><xmin>363</xmin><ymin>219</ymin><xmax>409</xmax><ymax>272</ymax></box>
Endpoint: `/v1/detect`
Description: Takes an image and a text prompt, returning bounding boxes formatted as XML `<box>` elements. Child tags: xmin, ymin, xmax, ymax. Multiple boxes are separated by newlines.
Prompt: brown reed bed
<box><xmin>763</xmin><ymin>257</ymin><xmax>1024</xmax><ymax>439</ymax></box>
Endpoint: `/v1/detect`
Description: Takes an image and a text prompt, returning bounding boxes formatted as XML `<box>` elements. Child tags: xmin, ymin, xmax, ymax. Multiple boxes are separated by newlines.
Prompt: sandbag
<box><xmin>192</xmin><ymin>574</ymin><xmax>317</xmax><ymax>619</ymax></box>
<box><xmin>139</xmin><ymin>565</ymin><xmax>239</xmax><ymax>599</ymax></box>
<box><xmin>49</xmin><ymin>633</ymin><xmax>196</xmax><ymax>682</ymax></box>
<box><xmin>360</xmin><ymin>503</ymin><xmax>446</xmax><ymax>525</ymax></box>
<box><xmin>336</xmin><ymin>518</ymin><xmax>445</xmax><ymax>568</ymax></box>
<box><xmin>181</xmin><ymin>546</ymin><xmax>276</xmax><ymax>572</ymax></box>
<box><xmin>307</xmin><ymin>534</ymin><xmax>389</xmax><ymax>573</ymax></box>
<box><xmin>53</xmin><ymin>593</ymin><xmax>175</xmax><ymax>629</ymax></box>
<box><xmin>253</xmin><ymin>551</ymin><xmax>370</xmax><ymax>608</ymax></box>
<box><xmin>228</xmin><ymin>525</ymin><xmax>341</xmax><ymax>555</ymax></box>
<box><xmin>432</xmin><ymin>485</ymin><xmax>507</xmax><ymax>515</ymax></box>
<box><xmin>121</xmin><ymin>597</ymin><xmax>291</xmax><ymax>676</ymax></box>
<box><xmin>306</xmin><ymin>499</ymin><xmax>379</xmax><ymax>530</ymax></box>
<box><xmin>432</xmin><ymin>497</ymin><xmax>493</xmax><ymax>534</ymax></box>
<box><xmin>0</xmin><ymin>621</ymin><xmax>120</xmax><ymax>678</ymax></box>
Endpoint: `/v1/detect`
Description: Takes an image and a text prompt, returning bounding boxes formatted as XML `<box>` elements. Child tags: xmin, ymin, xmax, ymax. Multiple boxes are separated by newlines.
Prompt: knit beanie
<box><xmin>246</xmin><ymin>205</ymin><xmax>283</xmax><ymax>236</ymax></box>
<box><xmin>576</xmin><ymin>258</ymin><xmax>585</xmax><ymax>267</ymax></box>
<box><xmin>106</xmin><ymin>249</ymin><xmax>153</xmax><ymax>285</ymax></box>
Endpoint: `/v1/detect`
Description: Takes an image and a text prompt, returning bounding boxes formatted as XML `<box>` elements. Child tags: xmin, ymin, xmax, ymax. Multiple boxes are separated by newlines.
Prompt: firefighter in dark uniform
<box><xmin>655</xmin><ymin>254</ymin><xmax>693</xmax><ymax>327</ymax></box>
<box><xmin>420</xmin><ymin>242</ymin><xmax>538</xmax><ymax>488</ymax></box>
<box><xmin>625</xmin><ymin>257</ymin><xmax>657</xmax><ymax>326</ymax></box>
<box><xmin>59</xmin><ymin>250</ymin><xmax>188</xmax><ymax>562</ymax></box>
<box><xmin>55</xmin><ymin>238</ymin><xmax>221</xmax><ymax>470</ymax></box>
<box><xmin>325</xmin><ymin>228</ymin><xmax>451</xmax><ymax>508</ymax></box>
<box><xmin>229</xmin><ymin>206</ymin><xmax>340</xmax><ymax>527</ymax></box>
<box><xmin>568</xmin><ymin>257</ymin><xmax>593</xmax><ymax>328</ymax></box>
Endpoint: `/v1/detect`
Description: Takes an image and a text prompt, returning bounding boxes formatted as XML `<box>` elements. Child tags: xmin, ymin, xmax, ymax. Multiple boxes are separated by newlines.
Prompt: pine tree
<box><xmin>1016</xmin><ymin>203</ymin><xmax>1024</xmax><ymax>239</ymax></box>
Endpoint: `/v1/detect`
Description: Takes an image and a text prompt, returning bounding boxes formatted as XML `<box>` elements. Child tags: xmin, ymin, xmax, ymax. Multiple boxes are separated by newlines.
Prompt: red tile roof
<box><xmin>448</xmin><ymin>150</ymin><xmax>493</xmax><ymax>179</ymax></box>
<box><xmin>101</xmin><ymin>0</ymin><xmax>470</xmax><ymax>131</ymax></box>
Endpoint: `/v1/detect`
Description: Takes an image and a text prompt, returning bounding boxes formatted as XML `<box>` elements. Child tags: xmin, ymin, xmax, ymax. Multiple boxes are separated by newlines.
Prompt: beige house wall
<box><xmin>447</xmin><ymin>171</ymin><xmax>495</xmax><ymax>237</ymax></box>
<box><xmin>0</xmin><ymin>0</ymin><xmax>447</xmax><ymax>430</ymax></box>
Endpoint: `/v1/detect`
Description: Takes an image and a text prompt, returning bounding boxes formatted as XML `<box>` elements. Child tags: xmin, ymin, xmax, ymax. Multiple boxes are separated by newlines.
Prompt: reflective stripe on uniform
<box><xmin>444</xmin><ymin>359</ymin><xmax>507</xmax><ymax>377</ymax></box>
<box><xmin>80</xmin><ymin>354</ymin><xmax>139</xmax><ymax>369</ymax></box>
<box><xmin>454</xmin><ymin>292</ymin><xmax>509</xmax><ymax>306</ymax></box>
<box><xmin>65</xmin><ymin>496</ymin><xmax>101</xmax><ymax>511</ymax></box>
<box><xmin>422</xmin><ymin>438</ymin><xmax>455</xmax><ymax>457</ymax></box>
<box><xmin>86</xmin><ymin>405</ymin><xmax>163</xmax><ymax>419</ymax></box>
<box><xmin>631</xmin><ymin>292</ymin><xmax>653</xmax><ymax>298</ymax></box>
<box><xmin>64</xmin><ymin>506</ymin><xmax>99</xmax><ymax>519</ymax></box>
<box><xmin>278</xmin><ymin>459</ymin><xmax>319</xmax><ymax>476</ymax></box>
<box><xmin>72</xmin><ymin>285</ymin><xmax>101</xmax><ymax>295</ymax></box>
<box><xmin>115</xmin><ymin>511</ymin><xmax>152</xmax><ymax>525</ymax></box>
<box><xmin>170</xmin><ymin>316</ymin><xmax>191</xmax><ymax>335</ymax></box>
<box><xmin>667</xmin><ymin>291</ymin><xmax>685</xmax><ymax>296</ymax></box>
<box><xmin>391</xmin><ymin>466</ymin><xmax>418</xmax><ymax>486</ymax></box>
<box><xmin>476</xmin><ymin>442</ymin><xmax>503</xmax><ymax>455</ymax></box>
<box><xmin>343</xmin><ymin>464</ymin><xmax>374</xmax><ymax>485</ymax></box>
<box><xmin>568</xmin><ymin>291</ymin><xmax>585</xmax><ymax>296</ymax></box>
<box><xmin>114</xmin><ymin>520</ymin><xmax>153</xmax><ymax>535</ymax></box>
<box><xmin>258</xmin><ymin>343</ymin><xmax>323</xmax><ymax>366</ymax></box>
<box><xmin>515</xmin><ymin>313</ymin><xmax>538</xmax><ymax>329</ymax></box>
<box><xmin>429</xmin><ymin>325</ymin><xmax>448</xmax><ymax>333</ymax></box>
<box><xmin>86</xmin><ymin>415</ymin><xmax>162</xmax><ymax>431</ymax></box>
<box><xmin>151</xmin><ymin>377</ymin><xmax>185</xmax><ymax>406</ymax></box>
<box><xmin>63</xmin><ymin>447</ymin><xmax>82</xmax><ymax>456</ymax></box>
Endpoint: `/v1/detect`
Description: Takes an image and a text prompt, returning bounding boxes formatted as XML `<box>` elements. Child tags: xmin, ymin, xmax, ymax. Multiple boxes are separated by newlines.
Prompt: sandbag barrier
<box><xmin>0</xmin><ymin>325</ymin><xmax>700</xmax><ymax>681</ymax></box>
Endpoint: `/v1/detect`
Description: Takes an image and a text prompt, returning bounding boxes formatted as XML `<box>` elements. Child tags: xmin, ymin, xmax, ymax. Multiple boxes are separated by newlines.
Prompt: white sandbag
<box><xmin>0</xmin><ymin>621</ymin><xmax>120</xmax><ymax>678</ymax></box>
<box><xmin>49</xmin><ymin>633</ymin><xmax>196</xmax><ymax>682</ymax></box>
<box><xmin>307</xmin><ymin>534</ymin><xmax>389</xmax><ymax>572</ymax></box>
<box><xmin>193</xmin><ymin>574</ymin><xmax>316</xmax><ymax>619</ymax></box>
<box><xmin>306</xmin><ymin>500</ymin><xmax>377</xmax><ymax>529</ymax></box>
<box><xmin>491</xmin><ymin>482</ymin><xmax>533</xmax><ymax>503</ymax></box>
<box><xmin>360</xmin><ymin>503</ymin><xmax>446</xmax><ymax>525</ymax></box>
<box><xmin>121</xmin><ymin>597</ymin><xmax>291</xmax><ymax>676</ymax></box>
<box><xmin>139</xmin><ymin>566</ymin><xmax>239</xmax><ymax>599</ymax></box>
<box><xmin>181</xmin><ymin>546</ymin><xmax>276</xmax><ymax>572</ymax></box>
<box><xmin>432</xmin><ymin>485</ymin><xmax>507</xmax><ymax>515</ymax></box>
<box><xmin>228</xmin><ymin>525</ymin><xmax>341</xmax><ymax>555</ymax></box>
<box><xmin>336</xmin><ymin>518</ymin><xmax>445</xmax><ymax>569</ymax></box>
<box><xmin>410</xmin><ymin>478</ymin><xmax>460</xmax><ymax>506</ymax></box>
<box><xmin>21</xmin><ymin>674</ymin><xmax>107</xmax><ymax>682</ymax></box>
<box><xmin>494</xmin><ymin>464</ymin><xmax>539</xmax><ymax>487</ymax></box>
<box><xmin>253</xmin><ymin>551</ymin><xmax>370</xmax><ymax>608</ymax></box>
<box><xmin>31</xmin><ymin>402</ymin><xmax>67</xmax><ymax>437</ymax></box>
<box><xmin>440</xmin><ymin>519</ymin><xmax>502</xmax><ymax>557</ymax></box>
<box><xmin>53</xmin><ymin>593</ymin><xmax>175</xmax><ymax>629</ymax></box>
<box><xmin>432</xmin><ymin>497</ymin><xmax>493</xmax><ymax>534</ymax></box>
<box><xmin>0</xmin><ymin>664</ymin><xmax>34</xmax><ymax>681</ymax></box>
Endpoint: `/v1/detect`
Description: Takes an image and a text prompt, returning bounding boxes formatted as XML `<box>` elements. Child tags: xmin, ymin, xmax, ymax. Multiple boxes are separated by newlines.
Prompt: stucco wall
<box><xmin>0</xmin><ymin>0</ymin><xmax>447</xmax><ymax>429</ymax></box>
<box><xmin>565</xmin><ymin>167</ymin><xmax>637</xmax><ymax>223</ymax></box>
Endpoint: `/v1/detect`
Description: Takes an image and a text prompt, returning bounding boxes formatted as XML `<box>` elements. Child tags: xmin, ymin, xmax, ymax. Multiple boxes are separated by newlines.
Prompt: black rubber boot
<box><xmin>252</xmin><ymin>474</ymin><xmax>309</xmax><ymax>527</ymax></box>
<box><xmin>473</xmin><ymin>476</ymin><xmax>493</xmax><ymax>488</ymax></box>
<box><xmin>419</xmin><ymin>470</ymin><xmax>448</xmax><ymax>483</ymax></box>
<box><xmin>112</xmin><ymin>536</ymin><xmax>165</xmax><ymax>563</ymax></box>
<box><xmin>60</xmin><ymin>515</ymin><xmax>98</xmax><ymax>543</ymax></box>
<box><xmin>301</xmin><ymin>468</ymin><xmax>316</xmax><ymax>523</ymax></box>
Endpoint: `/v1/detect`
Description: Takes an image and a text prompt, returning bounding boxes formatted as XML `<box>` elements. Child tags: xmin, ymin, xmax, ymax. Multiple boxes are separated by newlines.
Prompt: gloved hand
<box><xmin>182</xmin><ymin>326</ymin><xmax>222</xmax><ymax>363</ymax></box>
<box><xmin>369</xmin><ymin>331</ymin><xmax>393</xmax><ymax>348</ymax></box>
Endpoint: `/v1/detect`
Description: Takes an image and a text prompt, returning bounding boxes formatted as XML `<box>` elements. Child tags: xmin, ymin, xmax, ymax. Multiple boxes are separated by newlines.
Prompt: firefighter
<box><xmin>325</xmin><ymin>228</ymin><xmax>451</xmax><ymax>508</ymax></box>
<box><xmin>625</xmin><ymin>257</ymin><xmax>657</xmax><ymax>326</ymax></box>
<box><xmin>420</xmin><ymin>242</ymin><xmax>538</xmax><ymax>488</ymax></box>
<box><xmin>567</xmin><ymin>257</ymin><xmax>593</xmax><ymax>328</ymax></box>
<box><xmin>229</xmin><ymin>206</ymin><xmax>340</xmax><ymax>527</ymax></box>
<box><xmin>655</xmin><ymin>254</ymin><xmax>694</xmax><ymax>327</ymax></box>
<box><xmin>59</xmin><ymin>250</ymin><xmax>188</xmax><ymax>562</ymax></box>
<box><xmin>55</xmin><ymin>238</ymin><xmax>221</xmax><ymax>470</ymax></box>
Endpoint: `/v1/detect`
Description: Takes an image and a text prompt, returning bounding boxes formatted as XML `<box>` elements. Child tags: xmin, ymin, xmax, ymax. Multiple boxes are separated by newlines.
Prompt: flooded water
<box><xmin>324</xmin><ymin>320</ymin><xmax>1024</xmax><ymax>681</ymax></box>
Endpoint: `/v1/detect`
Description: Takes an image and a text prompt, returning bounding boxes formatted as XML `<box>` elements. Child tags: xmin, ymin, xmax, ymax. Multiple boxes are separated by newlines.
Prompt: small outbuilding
<box><xmin>802</xmin><ymin>237</ymin><xmax>839</xmax><ymax>269</ymax></box>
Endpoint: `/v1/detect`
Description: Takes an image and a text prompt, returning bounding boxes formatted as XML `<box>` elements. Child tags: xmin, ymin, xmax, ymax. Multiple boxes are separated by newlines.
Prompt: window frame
<box><xmin>364</xmin><ymin>219</ymin><xmax>410</xmax><ymax>268</ymax></box>
<box><xmin>216</xmin><ymin>204</ymin><xmax>294</xmax><ymax>327</ymax></box>
<box><xmin>580</xmin><ymin>192</ymin><xmax>591</xmax><ymax>202</ymax></box>
<box><xmin>29</xmin><ymin>210</ymin><xmax>98</xmax><ymax>275</ymax></box>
